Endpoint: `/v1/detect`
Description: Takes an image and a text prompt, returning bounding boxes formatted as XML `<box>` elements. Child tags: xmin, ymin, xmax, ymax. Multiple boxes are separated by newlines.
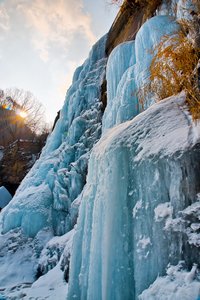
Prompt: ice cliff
<box><xmin>67</xmin><ymin>92</ymin><xmax>200</xmax><ymax>300</ymax></box>
<box><xmin>0</xmin><ymin>0</ymin><xmax>200</xmax><ymax>299</ymax></box>
<box><xmin>1</xmin><ymin>35</ymin><xmax>107</xmax><ymax>238</ymax></box>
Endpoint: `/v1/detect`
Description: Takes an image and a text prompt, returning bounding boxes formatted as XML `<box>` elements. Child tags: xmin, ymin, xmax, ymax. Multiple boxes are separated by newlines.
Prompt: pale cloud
<box><xmin>58</xmin><ymin>60</ymin><xmax>80</xmax><ymax>97</ymax></box>
<box><xmin>16</xmin><ymin>0</ymin><xmax>96</xmax><ymax>62</ymax></box>
<box><xmin>0</xmin><ymin>5</ymin><xmax>9</xmax><ymax>31</ymax></box>
<box><xmin>0</xmin><ymin>0</ymin><xmax>115</xmax><ymax>122</ymax></box>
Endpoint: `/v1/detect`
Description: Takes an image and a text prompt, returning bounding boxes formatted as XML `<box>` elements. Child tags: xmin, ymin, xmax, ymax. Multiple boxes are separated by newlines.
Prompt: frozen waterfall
<box><xmin>1</xmin><ymin>35</ymin><xmax>107</xmax><ymax>237</ymax></box>
<box><xmin>0</xmin><ymin>4</ymin><xmax>200</xmax><ymax>300</ymax></box>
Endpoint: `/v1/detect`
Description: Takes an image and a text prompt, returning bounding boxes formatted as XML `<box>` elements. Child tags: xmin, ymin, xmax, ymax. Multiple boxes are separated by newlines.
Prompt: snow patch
<box><xmin>165</xmin><ymin>199</ymin><xmax>200</xmax><ymax>247</ymax></box>
<box><xmin>137</xmin><ymin>236</ymin><xmax>151</xmax><ymax>250</ymax></box>
<box><xmin>139</xmin><ymin>263</ymin><xmax>200</xmax><ymax>300</ymax></box>
<box><xmin>133</xmin><ymin>199</ymin><xmax>142</xmax><ymax>218</ymax></box>
<box><xmin>154</xmin><ymin>202</ymin><xmax>173</xmax><ymax>222</ymax></box>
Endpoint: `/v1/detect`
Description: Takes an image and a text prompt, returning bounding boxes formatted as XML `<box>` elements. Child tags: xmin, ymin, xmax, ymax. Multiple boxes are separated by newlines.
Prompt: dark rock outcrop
<box><xmin>105</xmin><ymin>0</ymin><xmax>161</xmax><ymax>56</ymax></box>
<box><xmin>0</xmin><ymin>140</ymin><xmax>42</xmax><ymax>195</ymax></box>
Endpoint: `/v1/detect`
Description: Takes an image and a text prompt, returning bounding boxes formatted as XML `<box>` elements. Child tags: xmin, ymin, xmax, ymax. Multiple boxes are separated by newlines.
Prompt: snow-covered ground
<box><xmin>0</xmin><ymin>265</ymin><xmax>67</xmax><ymax>300</ymax></box>
<box><xmin>0</xmin><ymin>228</ymin><xmax>74</xmax><ymax>299</ymax></box>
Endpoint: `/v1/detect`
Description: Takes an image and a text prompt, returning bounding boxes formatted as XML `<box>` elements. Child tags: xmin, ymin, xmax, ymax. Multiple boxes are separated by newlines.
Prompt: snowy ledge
<box><xmin>93</xmin><ymin>92</ymin><xmax>200</xmax><ymax>161</ymax></box>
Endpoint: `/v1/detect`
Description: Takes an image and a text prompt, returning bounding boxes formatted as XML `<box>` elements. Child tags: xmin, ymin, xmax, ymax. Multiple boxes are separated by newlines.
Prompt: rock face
<box><xmin>105</xmin><ymin>3</ymin><xmax>144</xmax><ymax>56</ymax></box>
<box><xmin>0</xmin><ymin>140</ymin><xmax>41</xmax><ymax>195</ymax></box>
<box><xmin>105</xmin><ymin>0</ymin><xmax>162</xmax><ymax>56</ymax></box>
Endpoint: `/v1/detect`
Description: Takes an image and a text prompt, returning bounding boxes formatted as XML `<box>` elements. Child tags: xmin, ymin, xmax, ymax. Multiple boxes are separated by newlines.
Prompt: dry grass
<box><xmin>111</xmin><ymin>0</ymin><xmax>200</xmax><ymax>119</ymax></box>
<box><xmin>139</xmin><ymin>29</ymin><xmax>200</xmax><ymax>120</ymax></box>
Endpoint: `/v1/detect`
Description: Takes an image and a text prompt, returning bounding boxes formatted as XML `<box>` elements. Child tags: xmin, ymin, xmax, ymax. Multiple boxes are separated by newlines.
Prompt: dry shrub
<box><xmin>143</xmin><ymin>31</ymin><xmax>200</xmax><ymax>120</ymax></box>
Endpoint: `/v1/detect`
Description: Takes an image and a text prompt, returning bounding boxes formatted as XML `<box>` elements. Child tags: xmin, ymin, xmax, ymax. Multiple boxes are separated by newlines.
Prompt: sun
<box><xmin>18</xmin><ymin>110</ymin><xmax>27</xmax><ymax>119</ymax></box>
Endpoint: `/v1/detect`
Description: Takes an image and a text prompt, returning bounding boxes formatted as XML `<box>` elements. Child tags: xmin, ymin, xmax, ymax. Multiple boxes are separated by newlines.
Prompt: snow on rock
<box><xmin>0</xmin><ymin>227</ymin><xmax>53</xmax><ymax>289</ymax></box>
<box><xmin>154</xmin><ymin>202</ymin><xmax>173</xmax><ymax>222</ymax></box>
<box><xmin>139</xmin><ymin>263</ymin><xmax>200</xmax><ymax>300</ymax></box>
<box><xmin>67</xmin><ymin>93</ymin><xmax>200</xmax><ymax>299</ymax></box>
<box><xmin>1</xmin><ymin>35</ymin><xmax>107</xmax><ymax>238</ymax></box>
<box><xmin>165</xmin><ymin>197</ymin><xmax>200</xmax><ymax>247</ymax></box>
<box><xmin>0</xmin><ymin>186</ymin><xmax>12</xmax><ymax>209</ymax></box>
<box><xmin>20</xmin><ymin>231</ymin><xmax>75</xmax><ymax>300</ymax></box>
<box><xmin>0</xmin><ymin>227</ymin><xmax>73</xmax><ymax>299</ymax></box>
<box><xmin>37</xmin><ymin>229</ymin><xmax>74</xmax><ymax>278</ymax></box>
<box><xmin>23</xmin><ymin>263</ymin><xmax>68</xmax><ymax>300</ymax></box>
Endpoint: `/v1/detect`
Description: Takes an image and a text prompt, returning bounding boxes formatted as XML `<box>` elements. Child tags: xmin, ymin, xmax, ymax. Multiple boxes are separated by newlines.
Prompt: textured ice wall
<box><xmin>1</xmin><ymin>35</ymin><xmax>107</xmax><ymax>237</ymax></box>
<box><xmin>102</xmin><ymin>41</ymin><xmax>138</xmax><ymax>131</ymax></box>
<box><xmin>67</xmin><ymin>93</ymin><xmax>200</xmax><ymax>300</ymax></box>
<box><xmin>134</xmin><ymin>15</ymin><xmax>180</xmax><ymax>109</ymax></box>
<box><xmin>67</xmin><ymin>15</ymin><xmax>199</xmax><ymax>299</ymax></box>
<box><xmin>0</xmin><ymin>16</ymin><xmax>180</xmax><ymax>238</ymax></box>
<box><xmin>103</xmin><ymin>16</ymin><xmax>180</xmax><ymax>133</ymax></box>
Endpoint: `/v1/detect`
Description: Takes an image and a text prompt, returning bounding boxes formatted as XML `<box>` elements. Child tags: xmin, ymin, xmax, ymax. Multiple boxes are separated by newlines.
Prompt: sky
<box><xmin>0</xmin><ymin>0</ymin><xmax>118</xmax><ymax>123</ymax></box>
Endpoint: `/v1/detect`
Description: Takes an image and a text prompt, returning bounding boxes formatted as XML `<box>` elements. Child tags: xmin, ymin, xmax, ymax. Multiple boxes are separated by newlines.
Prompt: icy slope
<box><xmin>1</xmin><ymin>35</ymin><xmax>107</xmax><ymax>237</ymax></box>
<box><xmin>67</xmin><ymin>93</ymin><xmax>200</xmax><ymax>300</ymax></box>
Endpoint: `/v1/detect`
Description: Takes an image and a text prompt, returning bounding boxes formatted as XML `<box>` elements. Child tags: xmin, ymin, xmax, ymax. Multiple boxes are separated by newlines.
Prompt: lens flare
<box><xmin>18</xmin><ymin>110</ymin><xmax>27</xmax><ymax>118</ymax></box>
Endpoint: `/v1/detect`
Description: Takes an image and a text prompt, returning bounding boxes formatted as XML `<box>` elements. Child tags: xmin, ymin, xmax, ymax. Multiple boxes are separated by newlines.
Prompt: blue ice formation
<box><xmin>1</xmin><ymin>6</ymin><xmax>200</xmax><ymax>299</ymax></box>
<box><xmin>1</xmin><ymin>35</ymin><xmax>107</xmax><ymax>237</ymax></box>
<box><xmin>102</xmin><ymin>41</ymin><xmax>139</xmax><ymax>132</ymax></box>
<box><xmin>67</xmin><ymin>15</ymin><xmax>199</xmax><ymax>300</ymax></box>
<box><xmin>103</xmin><ymin>16</ymin><xmax>180</xmax><ymax>133</ymax></box>
<box><xmin>134</xmin><ymin>15</ymin><xmax>180</xmax><ymax>109</ymax></box>
<box><xmin>1</xmin><ymin>16</ymin><xmax>179</xmax><ymax>237</ymax></box>
<box><xmin>67</xmin><ymin>92</ymin><xmax>200</xmax><ymax>300</ymax></box>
